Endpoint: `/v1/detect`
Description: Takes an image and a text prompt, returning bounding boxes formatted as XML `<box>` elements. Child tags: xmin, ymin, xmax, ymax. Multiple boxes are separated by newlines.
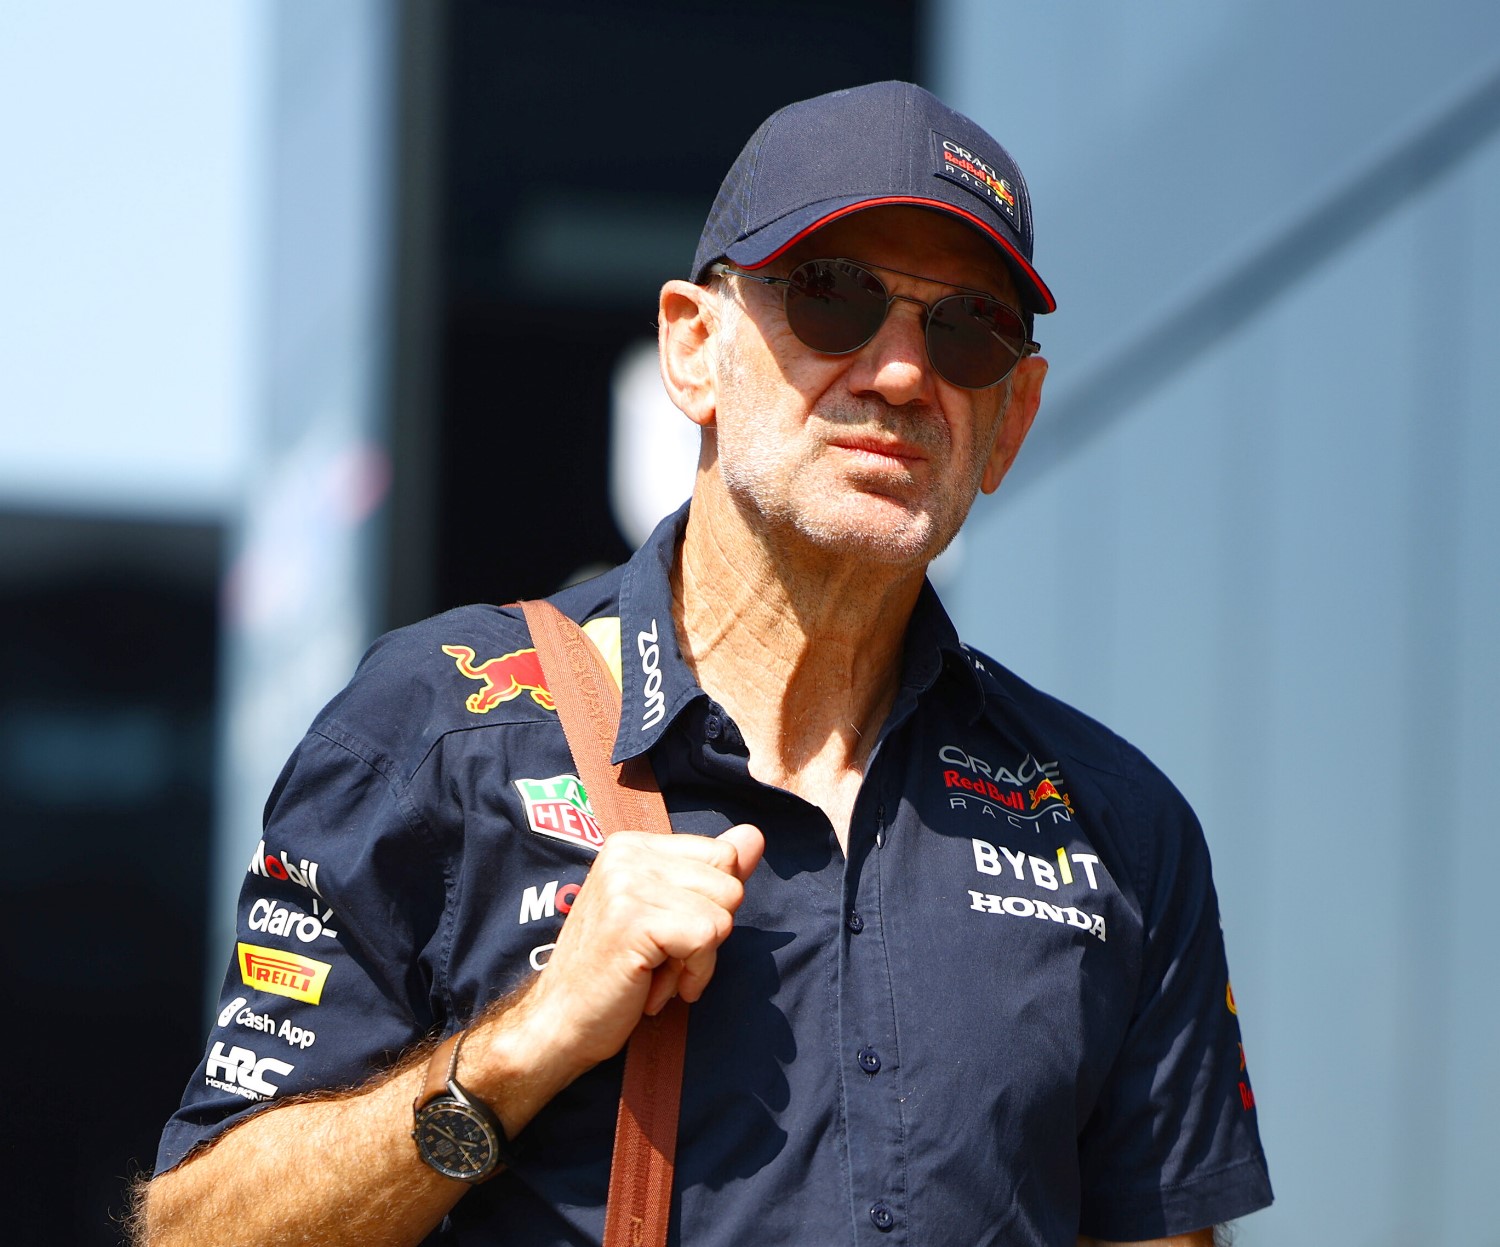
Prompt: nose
<box><xmin>845</xmin><ymin>296</ymin><xmax>936</xmax><ymax>407</ymax></box>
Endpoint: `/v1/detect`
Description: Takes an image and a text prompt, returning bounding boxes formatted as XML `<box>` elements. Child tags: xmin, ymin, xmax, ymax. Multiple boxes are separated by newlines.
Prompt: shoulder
<box><xmin>959</xmin><ymin>644</ymin><xmax>1155</xmax><ymax>783</ymax></box>
<box><xmin>958</xmin><ymin>643</ymin><xmax>1203</xmax><ymax>892</ymax></box>
<box><xmin>311</xmin><ymin>570</ymin><xmax>630</xmax><ymax>773</ymax></box>
<box><xmin>306</xmin><ymin>604</ymin><xmax>544</xmax><ymax>778</ymax></box>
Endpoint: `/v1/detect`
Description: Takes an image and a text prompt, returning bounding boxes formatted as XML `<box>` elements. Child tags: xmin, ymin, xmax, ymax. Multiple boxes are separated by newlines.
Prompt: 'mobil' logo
<box><xmin>237</xmin><ymin>942</ymin><xmax>331</xmax><ymax>1005</ymax></box>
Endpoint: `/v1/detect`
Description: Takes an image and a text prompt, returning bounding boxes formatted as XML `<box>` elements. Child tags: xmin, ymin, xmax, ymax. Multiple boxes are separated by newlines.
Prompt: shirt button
<box><xmin>846</xmin><ymin>910</ymin><xmax>864</xmax><ymax>933</ymax></box>
<box><xmin>869</xmin><ymin>1201</ymin><xmax>895</xmax><ymax>1231</ymax></box>
<box><xmin>857</xmin><ymin>1047</ymin><xmax>881</xmax><ymax>1074</ymax></box>
<box><xmin>704</xmin><ymin>714</ymin><xmax>722</xmax><ymax>740</ymax></box>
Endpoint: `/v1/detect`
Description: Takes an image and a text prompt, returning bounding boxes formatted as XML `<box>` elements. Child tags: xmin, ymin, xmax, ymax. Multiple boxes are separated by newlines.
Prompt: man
<box><xmin>139</xmin><ymin>81</ymin><xmax>1271</xmax><ymax>1246</ymax></box>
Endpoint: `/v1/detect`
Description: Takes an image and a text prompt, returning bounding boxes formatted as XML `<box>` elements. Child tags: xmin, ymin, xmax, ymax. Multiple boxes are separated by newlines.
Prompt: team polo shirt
<box><xmin>158</xmin><ymin>504</ymin><xmax>1272</xmax><ymax>1245</ymax></box>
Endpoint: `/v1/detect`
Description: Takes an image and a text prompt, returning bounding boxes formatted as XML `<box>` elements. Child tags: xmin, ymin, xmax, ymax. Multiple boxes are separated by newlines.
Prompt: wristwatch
<box><xmin>411</xmin><ymin>1030</ymin><xmax>513</xmax><ymax>1182</ymax></box>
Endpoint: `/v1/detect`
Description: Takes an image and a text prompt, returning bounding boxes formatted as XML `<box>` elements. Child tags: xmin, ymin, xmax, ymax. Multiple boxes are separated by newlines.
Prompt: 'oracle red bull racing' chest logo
<box><xmin>939</xmin><ymin>743</ymin><xmax>1074</xmax><ymax>827</ymax></box>
<box><xmin>443</xmin><ymin>644</ymin><xmax>555</xmax><ymax>713</ymax></box>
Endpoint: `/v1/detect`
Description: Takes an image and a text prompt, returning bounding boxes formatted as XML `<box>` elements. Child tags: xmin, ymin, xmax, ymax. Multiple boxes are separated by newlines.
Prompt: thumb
<box><xmin>717</xmin><ymin>823</ymin><xmax>765</xmax><ymax>883</ymax></box>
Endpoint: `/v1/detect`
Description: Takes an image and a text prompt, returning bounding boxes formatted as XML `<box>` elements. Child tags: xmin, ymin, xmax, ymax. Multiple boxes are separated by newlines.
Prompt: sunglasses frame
<box><xmin>711</xmin><ymin>258</ymin><xmax>1040</xmax><ymax>390</ymax></box>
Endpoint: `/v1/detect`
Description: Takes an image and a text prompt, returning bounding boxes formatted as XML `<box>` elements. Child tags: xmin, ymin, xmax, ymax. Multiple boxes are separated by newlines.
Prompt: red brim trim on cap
<box><xmin>741</xmin><ymin>196</ymin><xmax>1057</xmax><ymax>314</ymax></box>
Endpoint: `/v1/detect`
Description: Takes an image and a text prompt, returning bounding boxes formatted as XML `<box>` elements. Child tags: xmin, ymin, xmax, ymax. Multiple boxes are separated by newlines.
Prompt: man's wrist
<box><xmin>411</xmin><ymin>1031</ymin><xmax>512</xmax><ymax>1182</ymax></box>
<box><xmin>457</xmin><ymin>980</ymin><xmax>596</xmax><ymax>1142</ymax></box>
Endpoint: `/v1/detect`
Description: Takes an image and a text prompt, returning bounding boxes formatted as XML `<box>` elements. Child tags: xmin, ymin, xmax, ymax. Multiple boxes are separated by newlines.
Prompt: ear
<box><xmin>980</xmin><ymin>355</ymin><xmax>1047</xmax><ymax>495</ymax></box>
<box><xmin>659</xmin><ymin>279</ymin><xmax>720</xmax><ymax>429</ymax></box>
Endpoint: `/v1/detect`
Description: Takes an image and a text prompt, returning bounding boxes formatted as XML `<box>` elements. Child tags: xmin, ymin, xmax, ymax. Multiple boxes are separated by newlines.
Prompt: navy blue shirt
<box><xmin>159</xmin><ymin>505</ymin><xmax>1272</xmax><ymax>1245</ymax></box>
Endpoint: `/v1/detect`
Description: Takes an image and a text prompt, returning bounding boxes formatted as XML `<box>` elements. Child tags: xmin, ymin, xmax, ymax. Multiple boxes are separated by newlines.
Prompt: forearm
<box><xmin>138</xmin><ymin>985</ymin><xmax>586</xmax><ymax>1247</ymax></box>
<box><xmin>141</xmin><ymin>1057</ymin><xmax>457</xmax><ymax>1247</ymax></box>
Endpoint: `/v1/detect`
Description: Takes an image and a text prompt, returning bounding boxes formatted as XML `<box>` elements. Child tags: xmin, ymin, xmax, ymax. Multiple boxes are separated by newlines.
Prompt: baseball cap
<box><xmin>691</xmin><ymin>80</ymin><xmax>1056</xmax><ymax>315</ymax></box>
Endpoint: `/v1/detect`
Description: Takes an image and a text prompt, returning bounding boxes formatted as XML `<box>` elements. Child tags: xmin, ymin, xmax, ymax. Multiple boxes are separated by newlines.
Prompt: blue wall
<box><xmin>934</xmin><ymin>4</ymin><xmax>1500</xmax><ymax>1241</ymax></box>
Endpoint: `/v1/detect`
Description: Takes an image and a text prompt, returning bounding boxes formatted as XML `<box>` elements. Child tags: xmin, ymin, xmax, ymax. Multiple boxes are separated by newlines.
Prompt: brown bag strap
<box><xmin>520</xmin><ymin>599</ymin><xmax>686</xmax><ymax>1247</ymax></box>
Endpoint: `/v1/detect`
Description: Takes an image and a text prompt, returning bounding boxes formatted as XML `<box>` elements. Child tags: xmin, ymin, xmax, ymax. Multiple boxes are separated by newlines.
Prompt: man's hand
<box><xmin>508</xmin><ymin>823</ymin><xmax>765</xmax><ymax>1073</ymax></box>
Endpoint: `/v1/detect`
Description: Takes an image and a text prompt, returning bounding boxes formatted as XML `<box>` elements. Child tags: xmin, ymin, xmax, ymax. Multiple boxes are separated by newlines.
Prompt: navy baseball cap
<box><xmin>691</xmin><ymin>80</ymin><xmax>1056</xmax><ymax>315</ymax></box>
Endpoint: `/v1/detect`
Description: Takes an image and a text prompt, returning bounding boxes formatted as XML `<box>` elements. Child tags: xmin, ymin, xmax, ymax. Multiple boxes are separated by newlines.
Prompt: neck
<box><xmin>672</xmin><ymin>484</ymin><xmax>925</xmax><ymax>808</ymax></box>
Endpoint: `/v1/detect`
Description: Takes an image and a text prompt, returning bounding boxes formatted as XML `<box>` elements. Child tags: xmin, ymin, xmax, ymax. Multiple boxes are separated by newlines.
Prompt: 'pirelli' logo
<box><xmin>237</xmin><ymin>942</ymin><xmax>331</xmax><ymax>1006</ymax></box>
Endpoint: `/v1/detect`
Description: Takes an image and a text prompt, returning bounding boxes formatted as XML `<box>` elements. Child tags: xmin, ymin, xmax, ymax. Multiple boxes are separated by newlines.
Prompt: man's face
<box><xmin>703</xmin><ymin>205</ymin><xmax>1045</xmax><ymax>568</ymax></box>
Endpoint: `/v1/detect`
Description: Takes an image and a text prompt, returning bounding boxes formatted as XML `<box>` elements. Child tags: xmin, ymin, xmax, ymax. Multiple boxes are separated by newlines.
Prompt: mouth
<box><xmin>826</xmin><ymin>434</ymin><xmax>928</xmax><ymax>467</ymax></box>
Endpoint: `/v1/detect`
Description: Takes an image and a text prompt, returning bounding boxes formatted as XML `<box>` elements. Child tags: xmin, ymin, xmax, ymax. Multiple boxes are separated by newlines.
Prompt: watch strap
<box><xmin>412</xmin><ymin>1028</ymin><xmax>514</xmax><ymax>1178</ymax></box>
<box><xmin>415</xmin><ymin>1030</ymin><xmax>464</xmax><ymax>1112</ymax></box>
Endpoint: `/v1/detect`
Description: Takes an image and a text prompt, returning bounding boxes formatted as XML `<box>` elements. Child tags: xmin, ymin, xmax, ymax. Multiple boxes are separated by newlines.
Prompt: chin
<box><xmin>791</xmin><ymin>497</ymin><xmax>958</xmax><ymax>567</ymax></box>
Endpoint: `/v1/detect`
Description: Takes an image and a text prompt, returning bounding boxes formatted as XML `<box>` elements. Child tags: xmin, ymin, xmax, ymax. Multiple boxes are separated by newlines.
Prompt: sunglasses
<box><xmin>712</xmin><ymin>257</ymin><xmax>1038</xmax><ymax>390</ymax></box>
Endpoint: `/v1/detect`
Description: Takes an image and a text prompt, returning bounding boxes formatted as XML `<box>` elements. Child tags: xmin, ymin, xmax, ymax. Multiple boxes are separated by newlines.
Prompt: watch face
<box><xmin>413</xmin><ymin>1099</ymin><xmax>498</xmax><ymax>1181</ymax></box>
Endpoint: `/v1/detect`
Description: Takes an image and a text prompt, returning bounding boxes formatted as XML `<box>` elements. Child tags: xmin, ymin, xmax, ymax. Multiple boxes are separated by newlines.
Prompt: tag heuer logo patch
<box><xmin>514</xmin><ymin>774</ymin><xmax>604</xmax><ymax>851</ymax></box>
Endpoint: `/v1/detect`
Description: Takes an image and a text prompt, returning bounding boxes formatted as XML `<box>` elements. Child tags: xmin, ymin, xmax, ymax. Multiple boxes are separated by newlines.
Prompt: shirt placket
<box><xmin>838</xmin><ymin>758</ymin><xmax>911</xmax><ymax>1245</ymax></box>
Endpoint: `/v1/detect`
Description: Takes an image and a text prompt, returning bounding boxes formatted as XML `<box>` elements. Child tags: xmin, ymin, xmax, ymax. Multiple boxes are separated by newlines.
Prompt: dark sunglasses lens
<box><xmin>928</xmin><ymin>295</ymin><xmax>1027</xmax><ymax>388</ymax></box>
<box><xmin>785</xmin><ymin>260</ymin><xmax>888</xmax><ymax>354</ymax></box>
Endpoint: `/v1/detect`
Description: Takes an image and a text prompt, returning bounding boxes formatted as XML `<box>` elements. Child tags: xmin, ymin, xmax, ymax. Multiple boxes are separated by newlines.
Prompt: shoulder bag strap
<box><xmin>519</xmin><ymin>598</ymin><xmax>686</xmax><ymax>1247</ymax></box>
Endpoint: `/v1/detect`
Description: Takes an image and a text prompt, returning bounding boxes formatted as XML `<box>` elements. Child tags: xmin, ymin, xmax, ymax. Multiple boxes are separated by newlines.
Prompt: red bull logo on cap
<box><xmin>443</xmin><ymin>644</ymin><xmax>555</xmax><ymax>713</ymax></box>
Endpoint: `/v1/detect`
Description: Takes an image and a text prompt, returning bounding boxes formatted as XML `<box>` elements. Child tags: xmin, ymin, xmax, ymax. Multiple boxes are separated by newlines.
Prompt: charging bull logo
<box><xmin>442</xmin><ymin>644</ymin><xmax>555</xmax><ymax>713</ymax></box>
<box><xmin>1028</xmin><ymin>778</ymin><xmax>1073</xmax><ymax>813</ymax></box>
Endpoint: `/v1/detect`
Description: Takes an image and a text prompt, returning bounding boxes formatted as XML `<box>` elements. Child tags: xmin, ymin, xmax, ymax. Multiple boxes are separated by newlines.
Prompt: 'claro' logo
<box><xmin>237</xmin><ymin>942</ymin><xmax>331</xmax><ymax>1006</ymax></box>
<box><xmin>248</xmin><ymin>897</ymin><xmax>339</xmax><ymax>943</ymax></box>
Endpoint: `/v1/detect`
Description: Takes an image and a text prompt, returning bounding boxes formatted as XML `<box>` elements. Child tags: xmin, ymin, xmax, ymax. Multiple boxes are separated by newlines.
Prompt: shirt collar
<box><xmin>611</xmin><ymin>501</ymin><xmax>991</xmax><ymax>761</ymax></box>
<box><xmin>613</xmin><ymin>502</ymin><xmax>698</xmax><ymax>763</ymax></box>
<box><xmin>897</xmin><ymin>579</ymin><xmax>988</xmax><ymax>722</ymax></box>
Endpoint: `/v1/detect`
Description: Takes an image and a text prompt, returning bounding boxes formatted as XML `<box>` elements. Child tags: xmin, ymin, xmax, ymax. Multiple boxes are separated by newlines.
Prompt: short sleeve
<box><xmin>154</xmin><ymin>722</ymin><xmax>450</xmax><ymax>1173</ymax></box>
<box><xmin>1076</xmin><ymin>766</ymin><xmax>1273</xmax><ymax>1238</ymax></box>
